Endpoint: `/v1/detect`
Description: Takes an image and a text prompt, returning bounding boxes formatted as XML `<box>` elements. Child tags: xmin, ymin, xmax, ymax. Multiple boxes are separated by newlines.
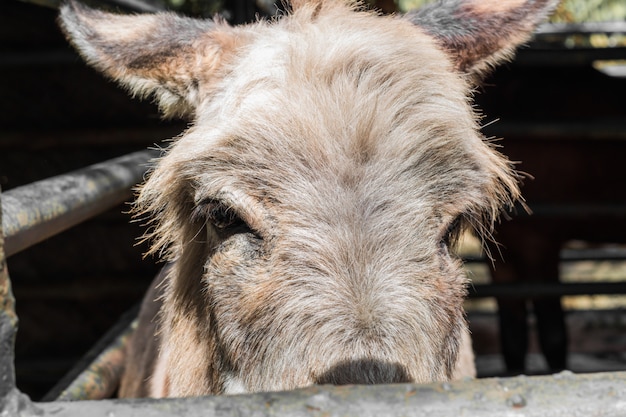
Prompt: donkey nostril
<box><xmin>315</xmin><ymin>359</ymin><xmax>412</xmax><ymax>385</ymax></box>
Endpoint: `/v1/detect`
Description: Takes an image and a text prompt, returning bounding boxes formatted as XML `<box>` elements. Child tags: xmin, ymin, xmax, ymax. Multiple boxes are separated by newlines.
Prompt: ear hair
<box><xmin>58</xmin><ymin>0</ymin><xmax>236</xmax><ymax>118</ymax></box>
<box><xmin>404</xmin><ymin>0</ymin><xmax>558</xmax><ymax>81</ymax></box>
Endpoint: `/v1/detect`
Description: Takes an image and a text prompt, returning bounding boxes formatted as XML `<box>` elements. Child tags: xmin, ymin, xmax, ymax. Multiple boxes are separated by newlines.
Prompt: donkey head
<box><xmin>60</xmin><ymin>0</ymin><xmax>555</xmax><ymax>397</ymax></box>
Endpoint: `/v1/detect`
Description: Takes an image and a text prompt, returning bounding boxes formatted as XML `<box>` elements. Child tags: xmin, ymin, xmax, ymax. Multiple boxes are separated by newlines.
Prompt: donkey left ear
<box><xmin>58</xmin><ymin>1</ymin><xmax>240</xmax><ymax>118</ymax></box>
<box><xmin>404</xmin><ymin>0</ymin><xmax>558</xmax><ymax>80</ymax></box>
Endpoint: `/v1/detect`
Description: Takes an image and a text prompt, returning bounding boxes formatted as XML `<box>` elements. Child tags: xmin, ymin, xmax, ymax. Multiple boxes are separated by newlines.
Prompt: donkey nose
<box><xmin>315</xmin><ymin>359</ymin><xmax>412</xmax><ymax>385</ymax></box>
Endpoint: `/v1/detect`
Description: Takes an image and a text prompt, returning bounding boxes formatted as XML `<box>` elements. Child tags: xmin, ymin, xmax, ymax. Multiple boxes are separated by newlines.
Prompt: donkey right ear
<box><xmin>404</xmin><ymin>0</ymin><xmax>558</xmax><ymax>82</ymax></box>
<box><xmin>59</xmin><ymin>1</ymin><xmax>239</xmax><ymax>118</ymax></box>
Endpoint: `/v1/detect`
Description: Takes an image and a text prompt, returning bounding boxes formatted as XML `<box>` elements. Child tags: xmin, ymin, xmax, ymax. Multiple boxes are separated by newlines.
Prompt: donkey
<box><xmin>59</xmin><ymin>0</ymin><xmax>556</xmax><ymax>398</ymax></box>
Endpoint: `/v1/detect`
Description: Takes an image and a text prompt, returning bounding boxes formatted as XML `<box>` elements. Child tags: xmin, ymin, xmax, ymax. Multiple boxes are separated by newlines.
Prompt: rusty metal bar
<box><xmin>99</xmin><ymin>0</ymin><xmax>165</xmax><ymax>13</ymax></box>
<box><xmin>464</xmin><ymin>247</ymin><xmax>626</xmax><ymax>263</ymax></box>
<box><xmin>524</xmin><ymin>22</ymin><xmax>626</xmax><ymax>67</ymax></box>
<box><xmin>27</xmin><ymin>371</ymin><xmax>626</xmax><ymax>417</ymax></box>
<box><xmin>1</xmin><ymin>149</ymin><xmax>159</xmax><ymax>257</ymax></box>
<box><xmin>536</xmin><ymin>21</ymin><xmax>626</xmax><ymax>36</ymax></box>
<box><xmin>17</xmin><ymin>0</ymin><xmax>165</xmax><ymax>12</ymax></box>
<box><xmin>512</xmin><ymin>46</ymin><xmax>626</xmax><ymax>67</ymax></box>
<box><xmin>16</xmin><ymin>0</ymin><xmax>60</xmax><ymax>8</ymax></box>
<box><xmin>469</xmin><ymin>282</ymin><xmax>626</xmax><ymax>299</ymax></box>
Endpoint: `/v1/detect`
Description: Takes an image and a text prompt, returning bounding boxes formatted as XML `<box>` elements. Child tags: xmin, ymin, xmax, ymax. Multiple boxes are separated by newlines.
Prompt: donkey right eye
<box><xmin>209</xmin><ymin>205</ymin><xmax>244</xmax><ymax>230</ymax></box>
<box><xmin>194</xmin><ymin>199</ymin><xmax>253</xmax><ymax>238</ymax></box>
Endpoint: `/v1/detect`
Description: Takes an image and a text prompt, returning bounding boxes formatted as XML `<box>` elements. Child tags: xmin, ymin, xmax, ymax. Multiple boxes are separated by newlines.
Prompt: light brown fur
<box><xmin>59</xmin><ymin>0</ymin><xmax>556</xmax><ymax>398</ymax></box>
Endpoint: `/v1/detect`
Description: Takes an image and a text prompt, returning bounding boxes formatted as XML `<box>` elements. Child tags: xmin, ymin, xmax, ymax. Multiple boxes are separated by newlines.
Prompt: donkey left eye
<box><xmin>210</xmin><ymin>206</ymin><xmax>244</xmax><ymax>230</ymax></box>
<box><xmin>195</xmin><ymin>199</ymin><xmax>252</xmax><ymax>237</ymax></box>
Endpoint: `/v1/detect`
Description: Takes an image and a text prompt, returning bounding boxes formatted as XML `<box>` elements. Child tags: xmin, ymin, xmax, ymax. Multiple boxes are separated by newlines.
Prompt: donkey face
<box><xmin>60</xmin><ymin>0</ymin><xmax>556</xmax><ymax>397</ymax></box>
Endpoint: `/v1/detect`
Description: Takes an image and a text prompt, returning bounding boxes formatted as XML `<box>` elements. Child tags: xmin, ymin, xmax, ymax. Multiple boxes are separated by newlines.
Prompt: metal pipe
<box><xmin>511</xmin><ymin>47</ymin><xmax>626</xmax><ymax>67</ymax></box>
<box><xmin>31</xmin><ymin>371</ymin><xmax>626</xmax><ymax>417</ymax></box>
<box><xmin>536</xmin><ymin>21</ymin><xmax>626</xmax><ymax>36</ymax></box>
<box><xmin>1</xmin><ymin>149</ymin><xmax>159</xmax><ymax>257</ymax></box>
<box><xmin>100</xmin><ymin>0</ymin><xmax>165</xmax><ymax>13</ymax></box>
<box><xmin>463</xmin><ymin>249</ymin><xmax>626</xmax><ymax>263</ymax></box>
<box><xmin>17</xmin><ymin>0</ymin><xmax>165</xmax><ymax>12</ymax></box>
<box><xmin>469</xmin><ymin>282</ymin><xmax>626</xmax><ymax>298</ymax></box>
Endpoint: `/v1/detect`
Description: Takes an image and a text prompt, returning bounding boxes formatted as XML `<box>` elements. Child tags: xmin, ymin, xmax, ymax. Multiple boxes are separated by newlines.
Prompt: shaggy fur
<box><xmin>59</xmin><ymin>0</ymin><xmax>556</xmax><ymax>397</ymax></box>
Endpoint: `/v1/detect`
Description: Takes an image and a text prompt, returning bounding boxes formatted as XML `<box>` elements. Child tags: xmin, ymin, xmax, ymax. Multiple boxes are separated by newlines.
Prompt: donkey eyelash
<box><xmin>193</xmin><ymin>199</ymin><xmax>238</xmax><ymax>226</ymax></box>
<box><xmin>193</xmin><ymin>198</ymin><xmax>258</xmax><ymax>239</ymax></box>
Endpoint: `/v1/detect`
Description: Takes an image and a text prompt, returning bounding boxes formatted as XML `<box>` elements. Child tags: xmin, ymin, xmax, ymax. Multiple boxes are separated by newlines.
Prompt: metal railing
<box><xmin>1</xmin><ymin>150</ymin><xmax>159</xmax><ymax>257</ymax></box>
<box><xmin>0</xmin><ymin>149</ymin><xmax>625</xmax><ymax>415</ymax></box>
<box><xmin>0</xmin><ymin>150</ymin><xmax>158</xmax><ymax>413</ymax></box>
<box><xmin>25</xmin><ymin>371</ymin><xmax>626</xmax><ymax>417</ymax></box>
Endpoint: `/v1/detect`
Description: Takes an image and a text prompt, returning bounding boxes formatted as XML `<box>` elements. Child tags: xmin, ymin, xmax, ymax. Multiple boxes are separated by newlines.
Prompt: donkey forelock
<box><xmin>140</xmin><ymin>0</ymin><xmax>519</xmax><ymax>260</ymax></box>
<box><xmin>59</xmin><ymin>0</ymin><xmax>556</xmax><ymax>397</ymax></box>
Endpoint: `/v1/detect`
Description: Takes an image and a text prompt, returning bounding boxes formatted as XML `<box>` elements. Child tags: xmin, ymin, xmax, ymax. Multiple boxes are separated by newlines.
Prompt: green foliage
<box><xmin>398</xmin><ymin>0</ymin><xmax>626</xmax><ymax>22</ymax></box>
<box><xmin>552</xmin><ymin>0</ymin><xmax>626</xmax><ymax>23</ymax></box>
<box><xmin>397</xmin><ymin>0</ymin><xmax>431</xmax><ymax>13</ymax></box>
